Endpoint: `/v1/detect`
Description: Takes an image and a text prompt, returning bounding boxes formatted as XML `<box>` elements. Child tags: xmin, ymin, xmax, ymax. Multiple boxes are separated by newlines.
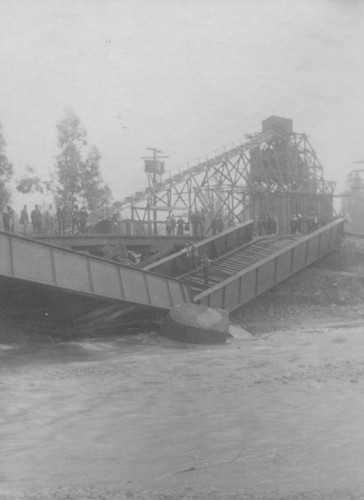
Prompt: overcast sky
<box><xmin>0</xmin><ymin>0</ymin><xmax>363</xmax><ymax>209</ymax></box>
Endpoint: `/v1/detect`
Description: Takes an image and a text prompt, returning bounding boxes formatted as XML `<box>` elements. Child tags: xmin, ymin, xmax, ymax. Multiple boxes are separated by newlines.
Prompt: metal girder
<box><xmin>99</xmin><ymin>120</ymin><xmax>334</xmax><ymax>236</ymax></box>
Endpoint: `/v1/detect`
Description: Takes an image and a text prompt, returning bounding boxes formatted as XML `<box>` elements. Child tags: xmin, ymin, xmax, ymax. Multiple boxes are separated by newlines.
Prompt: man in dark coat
<box><xmin>2</xmin><ymin>207</ymin><xmax>10</xmax><ymax>231</ymax></box>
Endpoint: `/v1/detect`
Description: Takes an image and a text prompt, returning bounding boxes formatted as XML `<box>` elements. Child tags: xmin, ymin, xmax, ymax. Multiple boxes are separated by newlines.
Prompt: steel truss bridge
<box><xmin>0</xmin><ymin>218</ymin><xmax>343</xmax><ymax>331</ymax></box>
<box><xmin>98</xmin><ymin>116</ymin><xmax>335</xmax><ymax>236</ymax></box>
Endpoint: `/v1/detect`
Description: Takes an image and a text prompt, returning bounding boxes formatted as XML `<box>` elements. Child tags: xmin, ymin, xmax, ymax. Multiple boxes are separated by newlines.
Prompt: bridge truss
<box><xmin>100</xmin><ymin>116</ymin><xmax>335</xmax><ymax>235</ymax></box>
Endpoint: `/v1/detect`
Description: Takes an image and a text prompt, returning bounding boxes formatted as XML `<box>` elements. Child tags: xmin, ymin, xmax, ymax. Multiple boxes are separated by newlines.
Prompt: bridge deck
<box><xmin>0</xmin><ymin>230</ymin><xmax>191</xmax><ymax>312</ymax></box>
<box><xmin>182</xmin><ymin>235</ymin><xmax>298</xmax><ymax>294</ymax></box>
<box><xmin>189</xmin><ymin>218</ymin><xmax>344</xmax><ymax>312</ymax></box>
<box><xmin>144</xmin><ymin>220</ymin><xmax>254</xmax><ymax>276</ymax></box>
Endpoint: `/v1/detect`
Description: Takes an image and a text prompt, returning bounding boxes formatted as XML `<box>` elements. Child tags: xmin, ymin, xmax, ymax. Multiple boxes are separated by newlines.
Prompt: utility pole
<box><xmin>141</xmin><ymin>147</ymin><xmax>169</xmax><ymax>235</ymax></box>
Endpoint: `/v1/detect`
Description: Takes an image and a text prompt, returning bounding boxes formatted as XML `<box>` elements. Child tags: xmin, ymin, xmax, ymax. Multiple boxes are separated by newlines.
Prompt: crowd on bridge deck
<box><xmin>1</xmin><ymin>204</ymin><xmax>90</xmax><ymax>236</ymax></box>
<box><xmin>165</xmin><ymin>213</ymin><xmax>187</xmax><ymax>236</ymax></box>
<box><xmin>289</xmin><ymin>210</ymin><xmax>321</xmax><ymax>235</ymax></box>
<box><xmin>255</xmin><ymin>210</ymin><xmax>327</xmax><ymax>237</ymax></box>
<box><xmin>256</xmin><ymin>213</ymin><xmax>278</xmax><ymax>236</ymax></box>
<box><xmin>165</xmin><ymin>209</ymin><xmax>231</xmax><ymax>238</ymax></box>
<box><xmin>1</xmin><ymin>200</ymin><xmax>329</xmax><ymax>241</ymax></box>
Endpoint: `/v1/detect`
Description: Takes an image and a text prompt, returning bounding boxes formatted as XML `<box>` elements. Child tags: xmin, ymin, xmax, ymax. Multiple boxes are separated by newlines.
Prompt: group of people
<box><xmin>19</xmin><ymin>204</ymin><xmax>57</xmax><ymax>235</ymax></box>
<box><xmin>2</xmin><ymin>204</ymin><xmax>89</xmax><ymax>235</ymax></box>
<box><xmin>289</xmin><ymin>211</ymin><xmax>319</xmax><ymax>235</ymax></box>
<box><xmin>211</xmin><ymin>214</ymin><xmax>224</xmax><ymax>235</ymax></box>
<box><xmin>2</xmin><ymin>206</ymin><xmax>15</xmax><ymax>232</ymax></box>
<box><xmin>165</xmin><ymin>214</ymin><xmax>186</xmax><ymax>236</ymax></box>
<box><xmin>257</xmin><ymin>214</ymin><xmax>278</xmax><ymax>236</ymax></box>
<box><xmin>189</xmin><ymin>210</ymin><xmax>206</xmax><ymax>237</ymax></box>
<box><xmin>255</xmin><ymin>211</ymin><xmax>321</xmax><ymax>236</ymax></box>
<box><xmin>166</xmin><ymin>210</ymin><xmax>227</xmax><ymax>238</ymax></box>
<box><xmin>56</xmin><ymin>205</ymin><xmax>89</xmax><ymax>235</ymax></box>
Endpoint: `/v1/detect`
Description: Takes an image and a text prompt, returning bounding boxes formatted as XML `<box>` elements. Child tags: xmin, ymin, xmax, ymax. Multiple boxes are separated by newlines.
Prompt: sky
<box><xmin>0</xmin><ymin>0</ymin><xmax>363</xmax><ymax>210</ymax></box>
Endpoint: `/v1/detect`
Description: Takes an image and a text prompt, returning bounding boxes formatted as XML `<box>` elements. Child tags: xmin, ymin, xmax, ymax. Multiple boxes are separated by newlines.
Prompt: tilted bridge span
<box><xmin>145</xmin><ymin>218</ymin><xmax>344</xmax><ymax>312</ymax></box>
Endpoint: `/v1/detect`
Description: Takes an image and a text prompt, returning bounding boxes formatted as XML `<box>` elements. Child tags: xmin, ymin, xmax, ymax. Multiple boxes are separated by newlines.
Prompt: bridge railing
<box><xmin>144</xmin><ymin>220</ymin><xmax>254</xmax><ymax>277</ymax></box>
<box><xmin>194</xmin><ymin>218</ymin><xmax>344</xmax><ymax>312</ymax></box>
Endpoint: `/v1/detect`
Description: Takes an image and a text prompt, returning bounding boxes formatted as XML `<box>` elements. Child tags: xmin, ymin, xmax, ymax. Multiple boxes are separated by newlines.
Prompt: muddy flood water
<box><xmin>1</xmin><ymin>323</ymin><xmax>364</xmax><ymax>500</ymax></box>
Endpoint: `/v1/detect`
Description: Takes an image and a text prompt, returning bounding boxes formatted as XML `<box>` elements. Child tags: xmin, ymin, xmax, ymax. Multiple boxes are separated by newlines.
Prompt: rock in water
<box><xmin>160</xmin><ymin>303</ymin><xmax>230</xmax><ymax>344</ymax></box>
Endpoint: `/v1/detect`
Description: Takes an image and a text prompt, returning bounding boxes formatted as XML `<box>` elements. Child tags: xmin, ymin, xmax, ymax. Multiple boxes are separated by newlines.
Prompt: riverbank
<box><xmin>233</xmin><ymin>239</ymin><xmax>364</xmax><ymax>334</ymax></box>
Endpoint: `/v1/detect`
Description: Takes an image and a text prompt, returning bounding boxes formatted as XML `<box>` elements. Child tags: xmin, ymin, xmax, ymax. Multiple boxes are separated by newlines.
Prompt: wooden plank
<box><xmin>194</xmin><ymin>219</ymin><xmax>344</xmax><ymax>310</ymax></box>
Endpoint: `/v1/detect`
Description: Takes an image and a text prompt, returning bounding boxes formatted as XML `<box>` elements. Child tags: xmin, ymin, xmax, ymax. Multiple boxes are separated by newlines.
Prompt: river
<box><xmin>1</xmin><ymin>324</ymin><xmax>364</xmax><ymax>499</ymax></box>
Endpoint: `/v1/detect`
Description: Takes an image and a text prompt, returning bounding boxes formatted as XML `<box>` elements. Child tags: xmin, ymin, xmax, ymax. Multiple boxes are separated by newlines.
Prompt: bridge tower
<box><xmin>248</xmin><ymin>116</ymin><xmax>335</xmax><ymax>232</ymax></box>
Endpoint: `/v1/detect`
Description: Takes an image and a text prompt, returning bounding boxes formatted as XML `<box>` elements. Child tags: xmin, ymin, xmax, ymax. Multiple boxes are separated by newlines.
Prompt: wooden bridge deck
<box><xmin>144</xmin><ymin>218</ymin><xmax>345</xmax><ymax>312</ymax></box>
<box><xmin>191</xmin><ymin>219</ymin><xmax>344</xmax><ymax>311</ymax></box>
<box><xmin>182</xmin><ymin>235</ymin><xmax>298</xmax><ymax>294</ymax></box>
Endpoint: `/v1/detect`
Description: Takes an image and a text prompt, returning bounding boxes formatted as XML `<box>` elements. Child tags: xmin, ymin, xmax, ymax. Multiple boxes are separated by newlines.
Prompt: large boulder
<box><xmin>160</xmin><ymin>303</ymin><xmax>230</xmax><ymax>344</ymax></box>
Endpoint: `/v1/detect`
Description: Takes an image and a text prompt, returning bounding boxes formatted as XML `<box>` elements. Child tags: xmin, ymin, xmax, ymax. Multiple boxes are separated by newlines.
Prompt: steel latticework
<box><xmin>103</xmin><ymin>116</ymin><xmax>335</xmax><ymax>235</ymax></box>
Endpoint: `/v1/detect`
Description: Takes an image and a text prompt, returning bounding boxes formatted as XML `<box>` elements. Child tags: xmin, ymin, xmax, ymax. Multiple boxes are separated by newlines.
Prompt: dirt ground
<box><xmin>1</xmin><ymin>241</ymin><xmax>364</xmax><ymax>500</ymax></box>
<box><xmin>234</xmin><ymin>237</ymin><xmax>364</xmax><ymax>332</ymax></box>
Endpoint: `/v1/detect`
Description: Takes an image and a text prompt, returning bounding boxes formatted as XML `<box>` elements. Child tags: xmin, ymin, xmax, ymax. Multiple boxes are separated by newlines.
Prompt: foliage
<box><xmin>16</xmin><ymin>177</ymin><xmax>43</xmax><ymax>194</ymax></box>
<box><xmin>16</xmin><ymin>166</ymin><xmax>54</xmax><ymax>195</ymax></box>
<box><xmin>55</xmin><ymin>108</ymin><xmax>112</xmax><ymax>210</ymax></box>
<box><xmin>0</xmin><ymin>123</ymin><xmax>14</xmax><ymax>210</ymax></box>
<box><xmin>80</xmin><ymin>146</ymin><xmax>112</xmax><ymax>211</ymax></box>
<box><xmin>55</xmin><ymin>108</ymin><xmax>85</xmax><ymax>208</ymax></box>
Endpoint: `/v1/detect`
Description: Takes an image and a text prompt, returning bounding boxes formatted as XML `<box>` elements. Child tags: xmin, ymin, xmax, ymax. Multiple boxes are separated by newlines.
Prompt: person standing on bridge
<box><xmin>185</xmin><ymin>245</ymin><xmax>193</xmax><ymax>271</ymax></box>
<box><xmin>165</xmin><ymin>214</ymin><xmax>172</xmax><ymax>235</ymax></box>
<box><xmin>80</xmin><ymin>207</ymin><xmax>88</xmax><ymax>234</ymax></box>
<box><xmin>7</xmin><ymin>206</ymin><xmax>15</xmax><ymax>232</ymax></box>
<box><xmin>31</xmin><ymin>205</ymin><xmax>42</xmax><ymax>235</ymax></box>
<box><xmin>44</xmin><ymin>205</ymin><xmax>55</xmax><ymax>235</ymax></box>
<box><xmin>2</xmin><ymin>207</ymin><xmax>11</xmax><ymax>231</ymax></box>
<box><xmin>170</xmin><ymin>214</ymin><xmax>176</xmax><ymax>235</ymax></box>
<box><xmin>186</xmin><ymin>243</ymin><xmax>199</xmax><ymax>270</ymax></box>
<box><xmin>201</xmin><ymin>253</ymin><xmax>211</xmax><ymax>287</ymax></box>
<box><xmin>30</xmin><ymin>206</ymin><xmax>37</xmax><ymax>234</ymax></box>
<box><xmin>20</xmin><ymin>205</ymin><xmax>29</xmax><ymax>234</ymax></box>
<box><xmin>192</xmin><ymin>244</ymin><xmax>199</xmax><ymax>269</ymax></box>
<box><xmin>177</xmin><ymin>216</ymin><xmax>184</xmax><ymax>236</ymax></box>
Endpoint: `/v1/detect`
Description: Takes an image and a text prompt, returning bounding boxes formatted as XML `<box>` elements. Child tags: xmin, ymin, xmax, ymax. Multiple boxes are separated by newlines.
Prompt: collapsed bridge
<box><xmin>0</xmin><ymin>116</ymin><xmax>343</xmax><ymax>332</ymax></box>
<box><xmin>0</xmin><ymin>218</ymin><xmax>344</xmax><ymax>329</ymax></box>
